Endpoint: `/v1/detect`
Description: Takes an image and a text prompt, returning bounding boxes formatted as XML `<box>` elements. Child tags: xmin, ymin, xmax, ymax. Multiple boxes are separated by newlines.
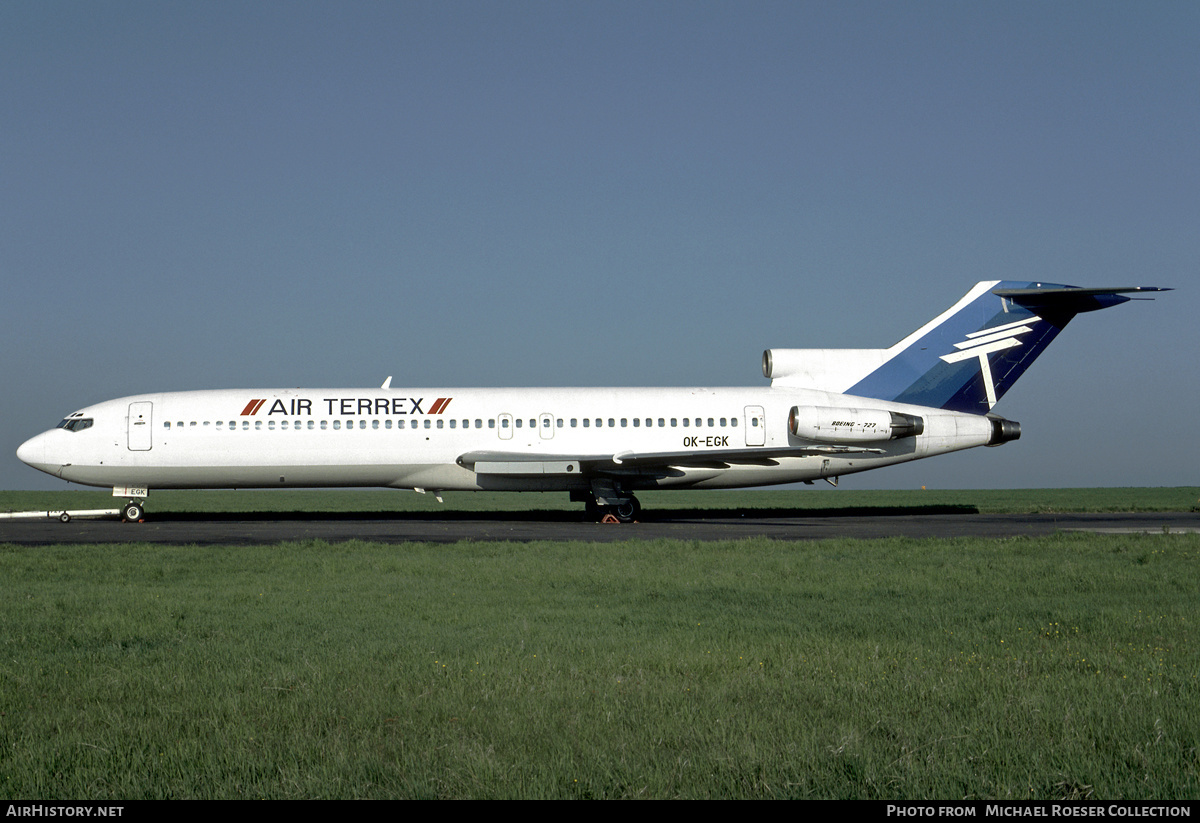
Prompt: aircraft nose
<box><xmin>16</xmin><ymin>431</ymin><xmax>56</xmax><ymax>475</ymax></box>
<box><xmin>16</xmin><ymin>435</ymin><xmax>42</xmax><ymax>467</ymax></box>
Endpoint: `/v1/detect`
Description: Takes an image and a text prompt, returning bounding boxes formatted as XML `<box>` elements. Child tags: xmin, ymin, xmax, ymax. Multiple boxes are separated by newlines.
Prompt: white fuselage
<box><xmin>17</xmin><ymin>385</ymin><xmax>996</xmax><ymax>493</ymax></box>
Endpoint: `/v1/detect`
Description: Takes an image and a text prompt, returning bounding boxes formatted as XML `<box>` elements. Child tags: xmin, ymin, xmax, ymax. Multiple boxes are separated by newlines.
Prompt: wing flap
<box><xmin>458</xmin><ymin>445</ymin><xmax>882</xmax><ymax>476</ymax></box>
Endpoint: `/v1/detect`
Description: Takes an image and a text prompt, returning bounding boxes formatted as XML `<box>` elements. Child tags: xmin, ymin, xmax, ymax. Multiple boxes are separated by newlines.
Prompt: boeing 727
<box><xmin>16</xmin><ymin>281</ymin><xmax>1167</xmax><ymax>521</ymax></box>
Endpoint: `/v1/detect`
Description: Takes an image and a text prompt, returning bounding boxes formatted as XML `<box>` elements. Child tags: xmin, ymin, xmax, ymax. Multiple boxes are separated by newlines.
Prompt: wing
<box><xmin>456</xmin><ymin>444</ymin><xmax>882</xmax><ymax>476</ymax></box>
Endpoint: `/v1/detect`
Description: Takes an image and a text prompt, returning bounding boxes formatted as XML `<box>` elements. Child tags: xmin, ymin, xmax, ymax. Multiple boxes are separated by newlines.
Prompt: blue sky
<box><xmin>3</xmin><ymin>1</ymin><xmax>1196</xmax><ymax>491</ymax></box>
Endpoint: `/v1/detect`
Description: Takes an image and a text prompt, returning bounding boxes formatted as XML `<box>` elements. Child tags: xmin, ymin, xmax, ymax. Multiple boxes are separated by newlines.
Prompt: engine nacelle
<box><xmin>789</xmin><ymin>405</ymin><xmax>925</xmax><ymax>444</ymax></box>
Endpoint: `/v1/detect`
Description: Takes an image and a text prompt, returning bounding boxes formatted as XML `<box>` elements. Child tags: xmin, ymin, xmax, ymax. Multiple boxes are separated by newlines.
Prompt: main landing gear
<box><xmin>585</xmin><ymin>496</ymin><xmax>641</xmax><ymax>523</ymax></box>
<box><xmin>576</xmin><ymin>482</ymin><xmax>641</xmax><ymax>523</ymax></box>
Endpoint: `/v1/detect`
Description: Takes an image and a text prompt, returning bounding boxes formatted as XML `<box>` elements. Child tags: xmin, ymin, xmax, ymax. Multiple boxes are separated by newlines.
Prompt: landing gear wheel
<box><xmin>612</xmin><ymin>496</ymin><xmax>640</xmax><ymax>523</ymax></box>
<box><xmin>122</xmin><ymin>502</ymin><xmax>145</xmax><ymax>522</ymax></box>
<box><xmin>586</xmin><ymin>490</ymin><xmax>641</xmax><ymax>523</ymax></box>
<box><xmin>59</xmin><ymin>512</ymin><xmax>71</xmax><ymax>523</ymax></box>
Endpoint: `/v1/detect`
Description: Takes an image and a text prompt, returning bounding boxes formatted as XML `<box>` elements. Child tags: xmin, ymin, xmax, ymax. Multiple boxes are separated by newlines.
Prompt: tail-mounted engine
<box><xmin>788</xmin><ymin>405</ymin><xmax>924</xmax><ymax>445</ymax></box>
<box><xmin>986</xmin><ymin>416</ymin><xmax>1021</xmax><ymax>446</ymax></box>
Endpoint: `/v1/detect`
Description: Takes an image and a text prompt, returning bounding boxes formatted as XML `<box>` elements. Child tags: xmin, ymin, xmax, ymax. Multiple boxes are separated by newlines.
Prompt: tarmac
<box><xmin>1</xmin><ymin>509</ymin><xmax>1197</xmax><ymax>545</ymax></box>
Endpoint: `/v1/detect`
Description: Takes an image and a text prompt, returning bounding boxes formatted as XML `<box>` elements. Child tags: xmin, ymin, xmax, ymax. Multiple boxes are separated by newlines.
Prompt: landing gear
<box><xmin>611</xmin><ymin>497</ymin><xmax>640</xmax><ymax>523</ymax></box>
<box><xmin>576</xmin><ymin>481</ymin><xmax>642</xmax><ymax>523</ymax></box>
<box><xmin>121</xmin><ymin>502</ymin><xmax>145</xmax><ymax>522</ymax></box>
<box><xmin>588</xmin><ymin>497</ymin><xmax>641</xmax><ymax>523</ymax></box>
<box><xmin>580</xmin><ymin>493</ymin><xmax>641</xmax><ymax>522</ymax></box>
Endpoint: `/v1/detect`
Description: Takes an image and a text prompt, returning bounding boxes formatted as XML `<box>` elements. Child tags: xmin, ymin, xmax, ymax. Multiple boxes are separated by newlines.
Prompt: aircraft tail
<box><xmin>765</xmin><ymin>280</ymin><xmax>1169</xmax><ymax>413</ymax></box>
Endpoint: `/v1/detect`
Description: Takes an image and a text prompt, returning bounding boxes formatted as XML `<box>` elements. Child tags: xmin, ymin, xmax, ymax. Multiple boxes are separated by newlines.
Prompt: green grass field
<box><xmin>2</xmin><ymin>502</ymin><xmax>1198</xmax><ymax>797</ymax></box>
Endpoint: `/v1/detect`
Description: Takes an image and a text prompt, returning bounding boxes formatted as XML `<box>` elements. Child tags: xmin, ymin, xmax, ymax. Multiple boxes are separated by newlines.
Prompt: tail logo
<box><xmin>939</xmin><ymin>315</ymin><xmax>1042</xmax><ymax>409</ymax></box>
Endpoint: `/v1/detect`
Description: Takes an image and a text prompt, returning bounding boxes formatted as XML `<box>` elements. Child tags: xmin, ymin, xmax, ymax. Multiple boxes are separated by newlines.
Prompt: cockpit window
<box><xmin>56</xmin><ymin>418</ymin><xmax>94</xmax><ymax>432</ymax></box>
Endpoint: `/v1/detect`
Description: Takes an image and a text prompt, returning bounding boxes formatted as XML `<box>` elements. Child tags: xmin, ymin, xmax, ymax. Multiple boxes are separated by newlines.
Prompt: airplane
<box><xmin>17</xmin><ymin>280</ymin><xmax>1167</xmax><ymax>523</ymax></box>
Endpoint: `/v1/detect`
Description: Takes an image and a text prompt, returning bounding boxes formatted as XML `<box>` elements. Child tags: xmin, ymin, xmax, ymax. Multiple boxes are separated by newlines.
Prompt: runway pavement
<box><xmin>2</xmin><ymin>509</ymin><xmax>1197</xmax><ymax>545</ymax></box>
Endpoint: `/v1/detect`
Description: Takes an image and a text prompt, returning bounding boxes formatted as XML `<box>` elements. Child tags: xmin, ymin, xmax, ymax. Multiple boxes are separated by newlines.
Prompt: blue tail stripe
<box><xmin>847</xmin><ymin>281</ymin><xmax>1066</xmax><ymax>412</ymax></box>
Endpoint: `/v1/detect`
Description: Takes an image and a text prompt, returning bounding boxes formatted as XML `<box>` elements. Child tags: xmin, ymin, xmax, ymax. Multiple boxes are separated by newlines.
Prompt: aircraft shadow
<box><xmin>151</xmin><ymin>504</ymin><xmax>980</xmax><ymax>523</ymax></box>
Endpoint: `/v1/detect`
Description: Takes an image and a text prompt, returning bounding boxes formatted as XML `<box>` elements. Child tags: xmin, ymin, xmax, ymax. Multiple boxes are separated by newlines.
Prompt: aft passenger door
<box><xmin>128</xmin><ymin>401</ymin><xmax>153</xmax><ymax>451</ymax></box>
<box><xmin>744</xmin><ymin>405</ymin><xmax>765</xmax><ymax>446</ymax></box>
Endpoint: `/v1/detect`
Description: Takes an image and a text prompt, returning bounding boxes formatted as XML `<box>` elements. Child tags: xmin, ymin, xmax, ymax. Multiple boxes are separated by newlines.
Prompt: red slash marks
<box><xmin>241</xmin><ymin>399</ymin><xmax>267</xmax><ymax>416</ymax></box>
<box><xmin>428</xmin><ymin>397</ymin><xmax>453</xmax><ymax>415</ymax></box>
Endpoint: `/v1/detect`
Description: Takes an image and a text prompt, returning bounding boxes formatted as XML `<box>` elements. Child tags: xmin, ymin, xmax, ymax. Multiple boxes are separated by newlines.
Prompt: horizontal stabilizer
<box><xmin>993</xmin><ymin>285</ymin><xmax>1171</xmax><ymax>314</ymax></box>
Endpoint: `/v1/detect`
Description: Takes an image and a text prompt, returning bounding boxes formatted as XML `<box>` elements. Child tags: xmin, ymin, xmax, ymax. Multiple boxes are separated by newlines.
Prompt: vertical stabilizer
<box><xmin>843</xmin><ymin>281</ymin><xmax>1167</xmax><ymax>413</ymax></box>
